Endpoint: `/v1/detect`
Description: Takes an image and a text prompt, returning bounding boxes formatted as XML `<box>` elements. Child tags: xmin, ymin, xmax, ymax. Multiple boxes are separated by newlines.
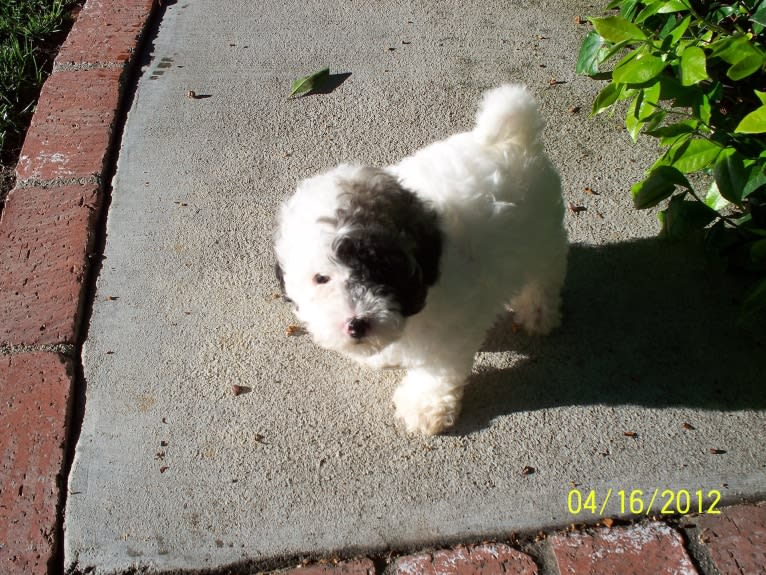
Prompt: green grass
<box><xmin>0</xmin><ymin>0</ymin><xmax>76</xmax><ymax>158</ymax></box>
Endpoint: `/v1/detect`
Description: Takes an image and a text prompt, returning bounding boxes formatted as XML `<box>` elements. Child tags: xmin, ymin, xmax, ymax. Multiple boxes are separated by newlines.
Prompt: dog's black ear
<box><xmin>274</xmin><ymin>261</ymin><xmax>292</xmax><ymax>303</ymax></box>
<box><xmin>333</xmin><ymin>168</ymin><xmax>442</xmax><ymax>316</ymax></box>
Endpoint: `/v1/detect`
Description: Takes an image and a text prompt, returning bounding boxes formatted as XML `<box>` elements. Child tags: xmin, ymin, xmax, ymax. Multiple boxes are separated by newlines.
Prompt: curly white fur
<box><xmin>275</xmin><ymin>85</ymin><xmax>568</xmax><ymax>435</ymax></box>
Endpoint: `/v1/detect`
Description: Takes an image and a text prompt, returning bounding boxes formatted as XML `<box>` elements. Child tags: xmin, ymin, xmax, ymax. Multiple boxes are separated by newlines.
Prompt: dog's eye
<box><xmin>313</xmin><ymin>273</ymin><xmax>330</xmax><ymax>285</ymax></box>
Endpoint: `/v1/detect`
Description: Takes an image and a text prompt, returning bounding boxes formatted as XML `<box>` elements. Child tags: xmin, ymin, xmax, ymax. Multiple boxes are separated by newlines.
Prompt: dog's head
<box><xmin>274</xmin><ymin>165</ymin><xmax>442</xmax><ymax>356</ymax></box>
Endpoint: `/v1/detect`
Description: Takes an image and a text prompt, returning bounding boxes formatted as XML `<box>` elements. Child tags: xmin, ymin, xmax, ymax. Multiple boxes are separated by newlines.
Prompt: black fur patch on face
<box><xmin>332</xmin><ymin>167</ymin><xmax>442</xmax><ymax>317</ymax></box>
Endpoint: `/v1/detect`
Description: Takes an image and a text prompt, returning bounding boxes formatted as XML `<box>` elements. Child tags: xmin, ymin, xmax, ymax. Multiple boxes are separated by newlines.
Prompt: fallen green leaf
<box><xmin>290</xmin><ymin>67</ymin><xmax>330</xmax><ymax>98</ymax></box>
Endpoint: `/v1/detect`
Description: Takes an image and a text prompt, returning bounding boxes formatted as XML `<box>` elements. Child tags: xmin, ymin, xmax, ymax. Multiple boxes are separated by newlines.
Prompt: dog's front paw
<box><xmin>392</xmin><ymin>372</ymin><xmax>464</xmax><ymax>435</ymax></box>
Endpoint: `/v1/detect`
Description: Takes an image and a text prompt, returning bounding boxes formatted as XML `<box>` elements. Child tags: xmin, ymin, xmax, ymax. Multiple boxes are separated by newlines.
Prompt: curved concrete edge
<box><xmin>0</xmin><ymin>2</ymin><xmax>158</xmax><ymax>573</ymax></box>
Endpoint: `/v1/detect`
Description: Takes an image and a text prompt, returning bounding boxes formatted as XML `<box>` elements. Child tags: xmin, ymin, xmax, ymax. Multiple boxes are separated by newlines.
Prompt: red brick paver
<box><xmin>55</xmin><ymin>0</ymin><xmax>156</xmax><ymax>68</ymax></box>
<box><xmin>281</xmin><ymin>559</ymin><xmax>376</xmax><ymax>574</ymax></box>
<box><xmin>15</xmin><ymin>69</ymin><xmax>123</xmax><ymax>183</ymax></box>
<box><xmin>0</xmin><ymin>353</ymin><xmax>75</xmax><ymax>575</ymax></box>
<box><xmin>549</xmin><ymin>522</ymin><xmax>698</xmax><ymax>575</ymax></box>
<box><xmin>0</xmin><ymin>184</ymin><xmax>102</xmax><ymax>347</ymax></box>
<box><xmin>696</xmin><ymin>502</ymin><xmax>766</xmax><ymax>575</ymax></box>
<box><xmin>391</xmin><ymin>543</ymin><xmax>538</xmax><ymax>575</ymax></box>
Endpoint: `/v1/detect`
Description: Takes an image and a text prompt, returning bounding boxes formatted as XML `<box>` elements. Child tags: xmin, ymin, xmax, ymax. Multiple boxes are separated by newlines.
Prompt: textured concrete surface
<box><xmin>62</xmin><ymin>0</ymin><xmax>766</xmax><ymax>573</ymax></box>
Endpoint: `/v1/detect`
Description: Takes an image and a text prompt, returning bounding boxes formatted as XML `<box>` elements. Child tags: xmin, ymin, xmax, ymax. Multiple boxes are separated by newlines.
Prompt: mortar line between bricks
<box><xmin>53</xmin><ymin>62</ymin><xmax>129</xmax><ymax>73</ymax></box>
<box><xmin>13</xmin><ymin>175</ymin><xmax>101</xmax><ymax>190</ymax></box>
<box><xmin>0</xmin><ymin>343</ymin><xmax>77</xmax><ymax>357</ymax></box>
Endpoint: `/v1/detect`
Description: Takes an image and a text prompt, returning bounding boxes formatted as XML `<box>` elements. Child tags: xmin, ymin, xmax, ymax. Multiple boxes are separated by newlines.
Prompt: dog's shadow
<box><xmin>452</xmin><ymin>238</ymin><xmax>766</xmax><ymax>435</ymax></box>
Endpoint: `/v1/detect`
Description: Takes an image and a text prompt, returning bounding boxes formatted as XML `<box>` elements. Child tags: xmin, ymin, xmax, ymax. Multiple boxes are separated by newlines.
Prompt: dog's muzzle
<box><xmin>346</xmin><ymin>317</ymin><xmax>370</xmax><ymax>339</ymax></box>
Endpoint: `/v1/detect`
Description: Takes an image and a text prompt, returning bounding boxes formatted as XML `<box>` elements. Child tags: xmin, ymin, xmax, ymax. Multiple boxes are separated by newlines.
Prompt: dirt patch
<box><xmin>0</xmin><ymin>162</ymin><xmax>15</xmax><ymax>207</ymax></box>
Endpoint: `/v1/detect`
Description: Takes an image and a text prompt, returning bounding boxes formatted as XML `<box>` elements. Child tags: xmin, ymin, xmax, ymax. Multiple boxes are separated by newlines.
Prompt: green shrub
<box><xmin>577</xmin><ymin>0</ymin><xmax>766</xmax><ymax>323</ymax></box>
<box><xmin>0</xmin><ymin>0</ymin><xmax>74</xmax><ymax>158</ymax></box>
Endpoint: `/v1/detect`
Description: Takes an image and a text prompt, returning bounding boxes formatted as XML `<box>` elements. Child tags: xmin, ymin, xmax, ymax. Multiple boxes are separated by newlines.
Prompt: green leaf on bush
<box><xmin>680</xmin><ymin>46</ymin><xmax>708</xmax><ymax>85</ymax></box>
<box><xmin>658</xmin><ymin>15</ymin><xmax>679</xmax><ymax>42</ymax></box>
<box><xmin>669</xmin><ymin>138</ymin><xmax>722</xmax><ymax>173</ymax></box>
<box><xmin>713</xmin><ymin>5</ymin><xmax>737</xmax><ymax>22</ymax></box>
<box><xmin>626</xmin><ymin>97</ymin><xmax>642</xmax><ymax>141</ymax></box>
<box><xmin>743</xmin><ymin>163</ymin><xmax>766</xmax><ymax>198</ymax></box>
<box><xmin>624</xmin><ymin>0</ymin><xmax>643</xmax><ymax>19</ymax></box>
<box><xmin>632</xmin><ymin>166</ymin><xmax>691</xmax><ymax>209</ymax></box>
<box><xmin>645</xmin><ymin>119</ymin><xmax>697</xmax><ymax>138</ymax></box>
<box><xmin>657</xmin><ymin>131</ymin><xmax>691</xmax><ymax>151</ymax></box>
<box><xmin>626</xmin><ymin>82</ymin><xmax>661</xmax><ymax>141</ymax></box>
<box><xmin>613</xmin><ymin>52</ymin><xmax>667</xmax><ymax>84</ymax></box>
<box><xmin>692</xmin><ymin>92</ymin><xmax>712</xmax><ymax>126</ymax></box>
<box><xmin>705</xmin><ymin>181</ymin><xmax>730</xmax><ymax>211</ymax></box>
<box><xmin>735</xmin><ymin>104</ymin><xmax>766</xmax><ymax>134</ymax></box>
<box><xmin>657</xmin><ymin>0</ymin><xmax>689</xmax><ymax>13</ymax></box>
<box><xmin>591</xmin><ymin>16</ymin><xmax>648</xmax><ymax>43</ymax></box>
<box><xmin>753</xmin><ymin>4</ymin><xmax>766</xmax><ymax>27</ymax></box>
<box><xmin>289</xmin><ymin>67</ymin><xmax>330</xmax><ymax>97</ymax></box>
<box><xmin>660</xmin><ymin>193</ymin><xmax>717</xmax><ymax>241</ymax></box>
<box><xmin>577</xmin><ymin>31</ymin><xmax>607</xmax><ymax>75</ymax></box>
<box><xmin>600</xmin><ymin>40</ymin><xmax>632</xmax><ymax>65</ymax></box>
<box><xmin>727</xmin><ymin>51</ymin><xmax>764</xmax><ymax>81</ymax></box>
<box><xmin>709</xmin><ymin>35</ymin><xmax>745</xmax><ymax>62</ymax></box>
<box><xmin>592</xmin><ymin>83</ymin><xmax>622</xmax><ymax>115</ymax></box>
<box><xmin>668</xmin><ymin>14</ymin><xmax>691</xmax><ymax>43</ymax></box>
<box><xmin>714</xmin><ymin>150</ymin><xmax>748</xmax><ymax>204</ymax></box>
<box><xmin>710</xmin><ymin>35</ymin><xmax>765</xmax><ymax>80</ymax></box>
<box><xmin>635</xmin><ymin>2</ymin><xmax>664</xmax><ymax>23</ymax></box>
<box><xmin>643</xmin><ymin>109</ymin><xmax>667</xmax><ymax>133</ymax></box>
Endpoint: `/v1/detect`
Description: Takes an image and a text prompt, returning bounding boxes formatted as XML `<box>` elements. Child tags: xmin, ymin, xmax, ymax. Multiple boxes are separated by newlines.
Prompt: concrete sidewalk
<box><xmin>1</xmin><ymin>0</ymin><xmax>765</xmax><ymax>574</ymax></box>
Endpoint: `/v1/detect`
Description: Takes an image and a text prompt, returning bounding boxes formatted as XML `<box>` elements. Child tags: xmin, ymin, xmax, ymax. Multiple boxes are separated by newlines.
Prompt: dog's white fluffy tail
<box><xmin>473</xmin><ymin>84</ymin><xmax>543</xmax><ymax>151</ymax></box>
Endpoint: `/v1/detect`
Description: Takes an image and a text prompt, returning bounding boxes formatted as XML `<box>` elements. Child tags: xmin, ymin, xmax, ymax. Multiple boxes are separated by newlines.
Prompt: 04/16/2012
<box><xmin>567</xmin><ymin>488</ymin><xmax>722</xmax><ymax>517</ymax></box>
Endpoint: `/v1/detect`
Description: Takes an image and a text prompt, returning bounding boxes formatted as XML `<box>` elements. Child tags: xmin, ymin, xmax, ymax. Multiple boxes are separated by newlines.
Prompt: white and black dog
<box><xmin>274</xmin><ymin>85</ymin><xmax>568</xmax><ymax>435</ymax></box>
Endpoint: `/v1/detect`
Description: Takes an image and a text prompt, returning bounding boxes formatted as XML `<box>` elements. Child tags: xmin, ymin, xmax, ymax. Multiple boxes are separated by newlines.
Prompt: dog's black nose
<box><xmin>347</xmin><ymin>318</ymin><xmax>369</xmax><ymax>339</ymax></box>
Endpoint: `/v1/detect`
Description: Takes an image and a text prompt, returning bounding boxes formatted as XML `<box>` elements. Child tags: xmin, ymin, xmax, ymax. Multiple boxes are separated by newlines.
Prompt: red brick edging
<box><xmin>273</xmin><ymin>506</ymin><xmax>766</xmax><ymax>575</ymax></box>
<box><xmin>243</xmin><ymin>505</ymin><xmax>765</xmax><ymax>575</ymax></box>
<box><xmin>0</xmin><ymin>2</ymin><xmax>157</xmax><ymax>573</ymax></box>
